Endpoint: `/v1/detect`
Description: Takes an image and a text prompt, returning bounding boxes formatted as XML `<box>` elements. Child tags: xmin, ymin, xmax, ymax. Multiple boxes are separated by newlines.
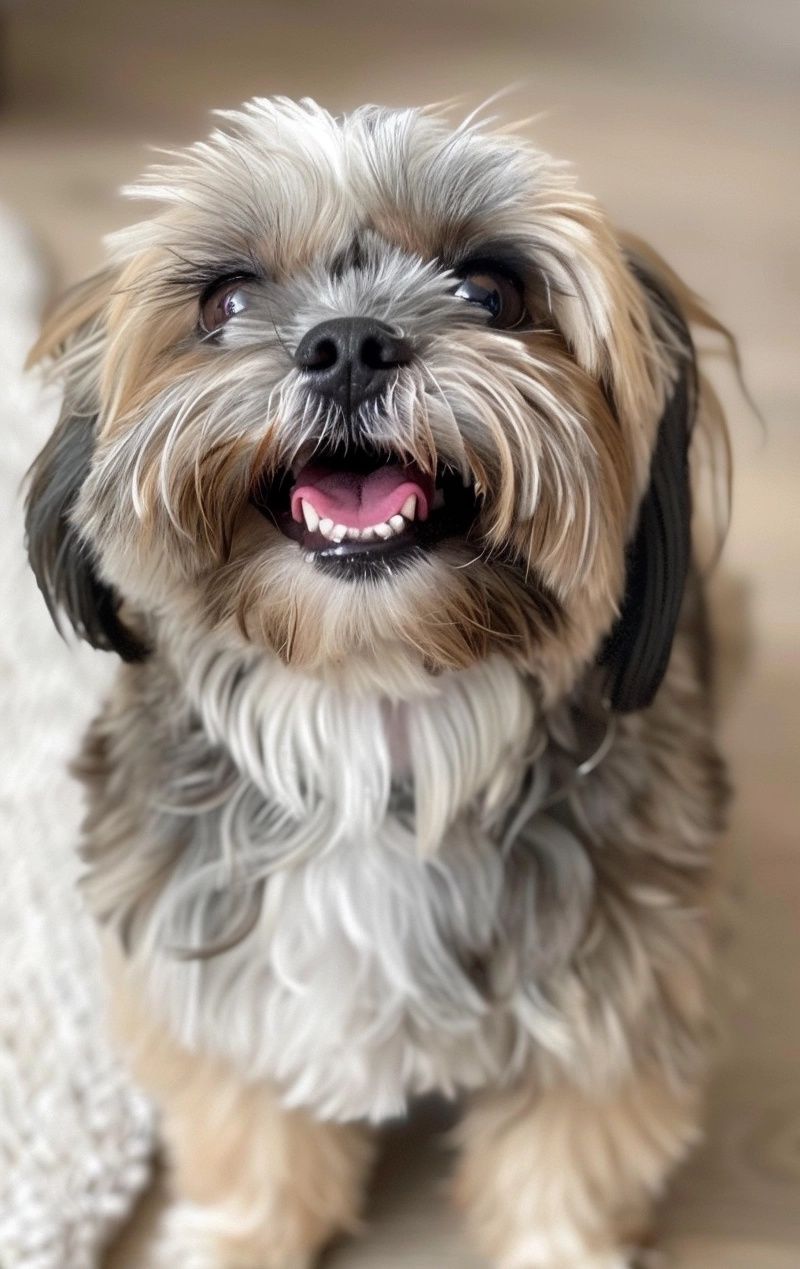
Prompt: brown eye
<box><xmin>200</xmin><ymin>278</ymin><xmax>250</xmax><ymax>333</ymax></box>
<box><xmin>453</xmin><ymin>265</ymin><xmax>526</xmax><ymax>330</ymax></box>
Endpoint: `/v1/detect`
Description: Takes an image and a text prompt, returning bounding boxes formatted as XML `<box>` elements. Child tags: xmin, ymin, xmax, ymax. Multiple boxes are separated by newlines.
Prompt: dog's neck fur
<box><xmin>164</xmin><ymin>621</ymin><xmax>540</xmax><ymax>856</ymax></box>
<box><xmin>107</xmin><ymin>627</ymin><xmax>586</xmax><ymax>1119</ymax></box>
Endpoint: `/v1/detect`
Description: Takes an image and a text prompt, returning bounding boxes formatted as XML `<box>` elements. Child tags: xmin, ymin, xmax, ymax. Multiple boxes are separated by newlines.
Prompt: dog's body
<box><xmin>27</xmin><ymin>99</ymin><xmax>730</xmax><ymax>1267</ymax></box>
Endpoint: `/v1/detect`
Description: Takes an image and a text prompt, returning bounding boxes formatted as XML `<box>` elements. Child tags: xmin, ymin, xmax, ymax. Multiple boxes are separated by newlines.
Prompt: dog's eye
<box><xmin>200</xmin><ymin>278</ymin><xmax>250</xmax><ymax>333</ymax></box>
<box><xmin>453</xmin><ymin>266</ymin><xmax>526</xmax><ymax>329</ymax></box>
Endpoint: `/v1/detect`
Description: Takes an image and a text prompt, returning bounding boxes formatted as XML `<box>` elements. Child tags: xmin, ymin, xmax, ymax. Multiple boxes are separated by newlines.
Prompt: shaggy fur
<box><xmin>26</xmin><ymin>98</ymin><xmax>731</xmax><ymax>1267</ymax></box>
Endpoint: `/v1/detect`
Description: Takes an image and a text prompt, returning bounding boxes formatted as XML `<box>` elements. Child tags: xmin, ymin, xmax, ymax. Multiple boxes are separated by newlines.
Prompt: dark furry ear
<box><xmin>600</xmin><ymin>265</ymin><xmax>698</xmax><ymax>712</ymax></box>
<box><xmin>24</xmin><ymin>273</ymin><xmax>149</xmax><ymax>662</ymax></box>
<box><xmin>24</xmin><ymin>410</ymin><xmax>148</xmax><ymax>661</ymax></box>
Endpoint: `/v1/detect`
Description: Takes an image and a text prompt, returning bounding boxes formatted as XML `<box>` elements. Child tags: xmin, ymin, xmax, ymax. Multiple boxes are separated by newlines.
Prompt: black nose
<box><xmin>294</xmin><ymin>317</ymin><xmax>412</xmax><ymax>411</ymax></box>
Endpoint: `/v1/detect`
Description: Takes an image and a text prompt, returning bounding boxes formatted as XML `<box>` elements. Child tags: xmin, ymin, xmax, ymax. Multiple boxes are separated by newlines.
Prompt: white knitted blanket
<box><xmin>0</xmin><ymin>208</ymin><xmax>154</xmax><ymax>1267</ymax></box>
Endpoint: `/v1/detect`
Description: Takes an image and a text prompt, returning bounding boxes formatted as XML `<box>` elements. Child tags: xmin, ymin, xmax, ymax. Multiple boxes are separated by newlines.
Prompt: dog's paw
<box><xmin>154</xmin><ymin>1202</ymin><xmax>313</xmax><ymax>1269</ymax></box>
<box><xmin>154</xmin><ymin>1203</ymin><xmax>225</xmax><ymax>1269</ymax></box>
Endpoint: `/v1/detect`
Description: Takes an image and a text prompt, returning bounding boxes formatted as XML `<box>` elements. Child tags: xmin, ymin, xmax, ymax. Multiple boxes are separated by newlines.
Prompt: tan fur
<box><xmin>454</xmin><ymin>1068</ymin><xmax>700</xmax><ymax>1268</ymax></box>
<box><xmin>217</xmin><ymin>518</ymin><xmax>561</xmax><ymax>676</ymax></box>
<box><xmin>26</xmin><ymin>267</ymin><xmax>115</xmax><ymax>368</ymax></box>
<box><xmin>106</xmin><ymin>944</ymin><xmax>374</xmax><ymax>1267</ymax></box>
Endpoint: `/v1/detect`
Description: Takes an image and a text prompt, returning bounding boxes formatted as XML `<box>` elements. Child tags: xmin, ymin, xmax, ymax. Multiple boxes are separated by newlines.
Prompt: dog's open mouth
<box><xmin>251</xmin><ymin>444</ymin><xmax>479</xmax><ymax>571</ymax></box>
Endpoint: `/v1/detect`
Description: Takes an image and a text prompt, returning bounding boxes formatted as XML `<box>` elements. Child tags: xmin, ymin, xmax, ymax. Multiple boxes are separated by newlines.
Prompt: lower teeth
<box><xmin>311</xmin><ymin>516</ymin><xmax>413</xmax><ymax>544</ymax></box>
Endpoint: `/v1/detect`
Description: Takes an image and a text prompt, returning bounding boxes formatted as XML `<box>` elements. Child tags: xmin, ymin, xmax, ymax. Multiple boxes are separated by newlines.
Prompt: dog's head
<box><xmin>26</xmin><ymin>98</ymin><xmax>703</xmax><ymax>708</ymax></box>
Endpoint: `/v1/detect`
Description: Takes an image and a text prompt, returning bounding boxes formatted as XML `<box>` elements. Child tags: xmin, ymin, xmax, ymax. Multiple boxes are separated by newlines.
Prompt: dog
<box><xmin>25</xmin><ymin>97</ymin><xmax>732</xmax><ymax>1268</ymax></box>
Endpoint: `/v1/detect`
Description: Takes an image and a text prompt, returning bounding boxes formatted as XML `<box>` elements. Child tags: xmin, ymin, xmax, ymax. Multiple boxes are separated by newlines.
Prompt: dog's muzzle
<box><xmin>249</xmin><ymin>318</ymin><xmax>481</xmax><ymax>576</ymax></box>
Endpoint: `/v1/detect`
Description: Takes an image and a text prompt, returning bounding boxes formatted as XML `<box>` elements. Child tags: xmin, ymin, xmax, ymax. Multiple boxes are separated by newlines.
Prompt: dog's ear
<box><xmin>24</xmin><ymin>271</ymin><xmax>149</xmax><ymax>662</ymax></box>
<box><xmin>600</xmin><ymin>263</ymin><xmax>698</xmax><ymax>713</ymax></box>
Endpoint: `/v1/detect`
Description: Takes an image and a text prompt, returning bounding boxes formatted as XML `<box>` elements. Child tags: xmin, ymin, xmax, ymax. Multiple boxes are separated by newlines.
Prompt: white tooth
<box><xmin>374</xmin><ymin>521</ymin><xmax>393</xmax><ymax>539</ymax></box>
<box><xmin>301</xmin><ymin>500</ymin><xmax>319</xmax><ymax>532</ymax></box>
<box><xmin>400</xmin><ymin>495</ymin><xmax>417</xmax><ymax>520</ymax></box>
<box><xmin>331</xmin><ymin>523</ymin><xmax>348</xmax><ymax>543</ymax></box>
<box><xmin>319</xmin><ymin>517</ymin><xmax>335</xmax><ymax>539</ymax></box>
<box><xmin>346</xmin><ymin>526</ymin><xmax>361</xmax><ymax>540</ymax></box>
<box><xmin>389</xmin><ymin>514</ymin><xmax>405</xmax><ymax>533</ymax></box>
<box><xmin>360</xmin><ymin>526</ymin><xmax>376</xmax><ymax>540</ymax></box>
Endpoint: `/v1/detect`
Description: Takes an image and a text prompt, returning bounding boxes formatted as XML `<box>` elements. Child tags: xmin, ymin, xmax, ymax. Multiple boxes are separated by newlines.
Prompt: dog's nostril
<box><xmin>360</xmin><ymin>336</ymin><xmax>387</xmax><ymax>370</ymax></box>
<box><xmin>359</xmin><ymin>333</ymin><xmax>411</xmax><ymax>371</ymax></box>
<box><xmin>304</xmin><ymin>337</ymin><xmax>338</xmax><ymax>371</ymax></box>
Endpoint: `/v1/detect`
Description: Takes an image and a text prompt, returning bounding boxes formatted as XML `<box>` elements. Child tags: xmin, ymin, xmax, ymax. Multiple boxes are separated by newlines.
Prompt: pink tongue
<box><xmin>291</xmin><ymin>463</ymin><xmax>434</xmax><ymax>530</ymax></box>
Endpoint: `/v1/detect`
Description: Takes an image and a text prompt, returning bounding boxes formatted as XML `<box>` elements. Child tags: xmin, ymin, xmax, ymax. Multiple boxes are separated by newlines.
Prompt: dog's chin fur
<box><xmin>26</xmin><ymin>98</ymin><xmax>734</xmax><ymax>1267</ymax></box>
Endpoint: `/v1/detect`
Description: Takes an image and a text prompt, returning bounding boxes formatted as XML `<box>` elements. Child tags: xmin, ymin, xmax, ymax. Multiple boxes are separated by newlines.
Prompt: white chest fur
<box><xmin>139</xmin><ymin>643</ymin><xmax>546</xmax><ymax>1120</ymax></box>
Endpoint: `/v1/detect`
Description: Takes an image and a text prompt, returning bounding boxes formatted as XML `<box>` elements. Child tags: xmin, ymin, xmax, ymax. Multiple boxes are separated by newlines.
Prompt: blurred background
<box><xmin>0</xmin><ymin>2</ymin><xmax>797</xmax><ymax>1266</ymax></box>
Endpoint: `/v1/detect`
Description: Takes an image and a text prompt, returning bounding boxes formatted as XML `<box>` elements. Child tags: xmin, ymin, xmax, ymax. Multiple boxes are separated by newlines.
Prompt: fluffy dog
<box><xmin>26</xmin><ymin>98</ymin><xmax>731</xmax><ymax>1268</ymax></box>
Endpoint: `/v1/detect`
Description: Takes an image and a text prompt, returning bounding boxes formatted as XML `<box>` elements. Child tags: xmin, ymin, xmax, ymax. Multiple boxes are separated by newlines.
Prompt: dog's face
<box><xmin>27</xmin><ymin>99</ymin><xmax>695</xmax><ymax>703</ymax></box>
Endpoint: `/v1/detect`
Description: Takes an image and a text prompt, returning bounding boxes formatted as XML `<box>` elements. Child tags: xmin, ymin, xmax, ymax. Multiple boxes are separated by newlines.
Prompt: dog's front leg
<box><xmin>454</xmin><ymin>1065</ymin><xmax>701</xmax><ymax>1268</ymax></box>
<box><xmin>109</xmin><ymin>956</ymin><xmax>374</xmax><ymax>1269</ymax></box>
<box><xmin>152</xmin><ymin>1059</ymin><xmax>373</xmax><ymax>1269</ymax></box>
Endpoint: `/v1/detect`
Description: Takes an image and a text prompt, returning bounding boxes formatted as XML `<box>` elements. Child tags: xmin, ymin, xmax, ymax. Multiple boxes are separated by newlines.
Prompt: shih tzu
<box><xmin>26</xmin><ymin>98</ymin><xmax>733</xmax><ymax>1268</ymax></box>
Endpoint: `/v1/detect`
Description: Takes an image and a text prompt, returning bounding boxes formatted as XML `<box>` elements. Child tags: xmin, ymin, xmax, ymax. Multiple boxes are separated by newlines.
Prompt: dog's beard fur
<box><xmin>32</xmin><ymin>98</ymin><xmax>695</xmax><ymax>700</ymax></box>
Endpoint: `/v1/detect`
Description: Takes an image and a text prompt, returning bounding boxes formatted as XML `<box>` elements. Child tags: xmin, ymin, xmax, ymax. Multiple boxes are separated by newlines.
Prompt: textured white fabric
<box><xmin>0</xmin><ymin>207</ymin><xmax>154</xmax><ymax>1268</ymax></box>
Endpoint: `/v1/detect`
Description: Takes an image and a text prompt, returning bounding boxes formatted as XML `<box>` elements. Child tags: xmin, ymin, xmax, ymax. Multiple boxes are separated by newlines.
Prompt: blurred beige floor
<box><xmin>1</xmin><ymin>3</ymin><xmax>798</xmax><ymax>1265</ymax></box>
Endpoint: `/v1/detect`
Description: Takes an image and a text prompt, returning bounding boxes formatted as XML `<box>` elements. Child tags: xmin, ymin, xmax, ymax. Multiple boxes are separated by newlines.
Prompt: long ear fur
<box><xmin>24</xmin><ymin>271</ymin><xmax>149</xmax><ymax>661</ymax></box>
<box><xmin>600</xmin><ymin>259</ymin><xmax>699</xmax><ymax>713</ymax></box>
